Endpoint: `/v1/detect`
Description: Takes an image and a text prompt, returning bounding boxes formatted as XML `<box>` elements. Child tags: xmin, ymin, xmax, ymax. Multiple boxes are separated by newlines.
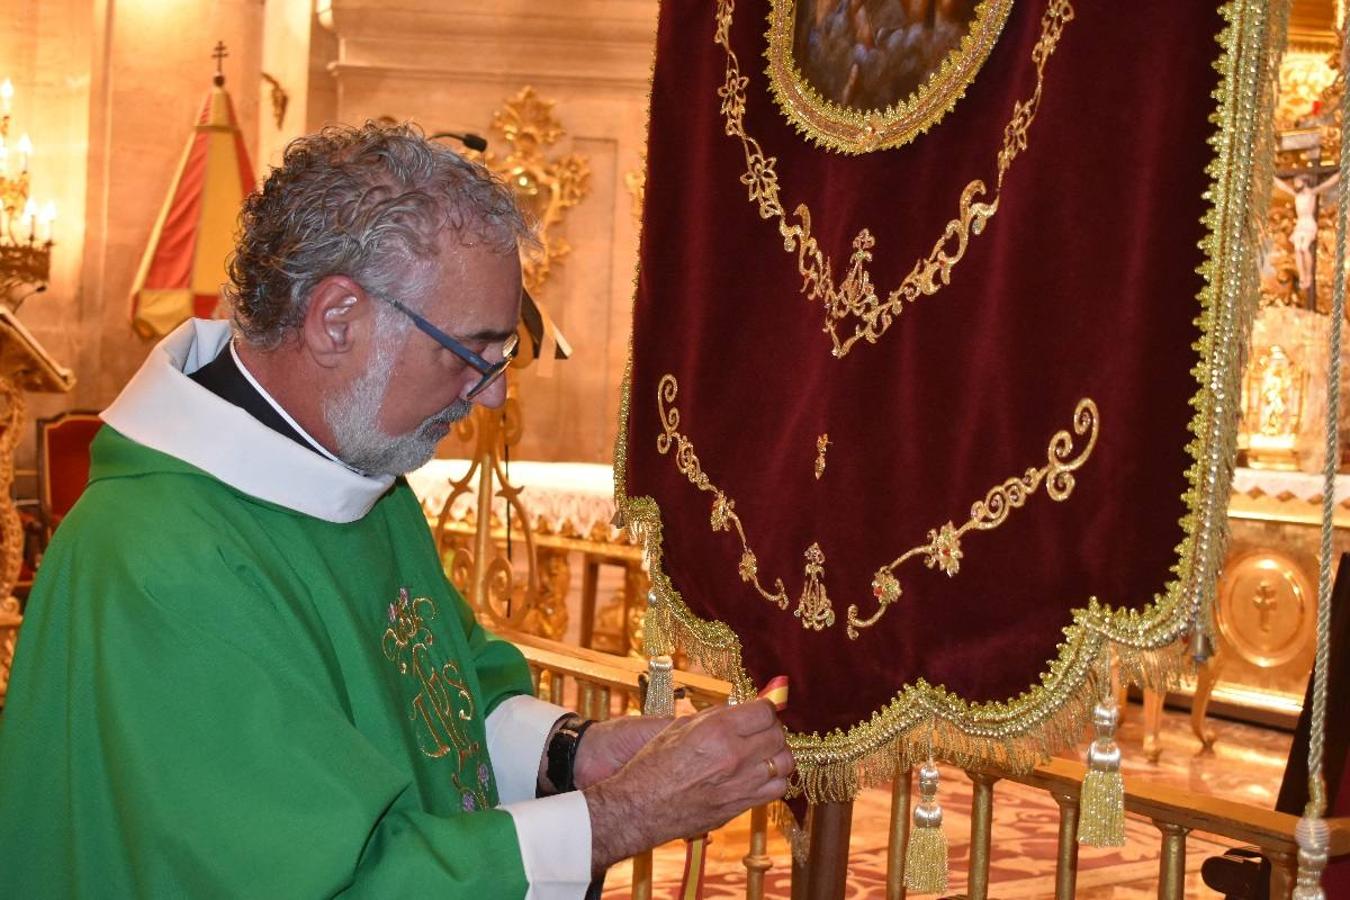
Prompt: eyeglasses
<box><xmin>377</xmin><ymin>294</ymin><xmax>520</xmax><ymax>400</ymax></box>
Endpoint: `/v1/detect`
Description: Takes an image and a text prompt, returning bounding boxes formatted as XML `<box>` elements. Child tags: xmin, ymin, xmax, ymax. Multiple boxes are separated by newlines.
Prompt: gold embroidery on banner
<box><xmin>716</xmin><ymin>0</ymin><xmax>1074</xmax><ymax>359</ymax></box>
<box><xmin>814</xmin><ymin>433</ymin><xmax>830</xmax><ymax>479</ymax></box>
<box><xmin>764</xmin><ymin>0</ymin><xmax>1015</xmax><ymax>154</ymax></box>
<box><xmin>612</xmin><ymin>0</ymin><xmax>1277</xmax><ymax>802</ymax></box>
<box><xmin>846</xmin><ymin>397</ymin><xmax>1099</xmax><ymax>637</ymax></box>
<box><xmin>656</xmin><ymin>374</ymin><xmax>1098</xmax><ymax>636</ymax></box>
<box><xmin>657</xmin><ymin>377</ymin><xmax>791</xmax><ymax>612</ymax></box>
<box><xmin>796</xmin><ymin>542</ymin><xmax>835</xmax><ymax>629</ymax></box>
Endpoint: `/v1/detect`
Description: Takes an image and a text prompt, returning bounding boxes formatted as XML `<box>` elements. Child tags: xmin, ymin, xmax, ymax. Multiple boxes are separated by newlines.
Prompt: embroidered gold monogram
<box><xmin>382</xmin><ymin>587</ymin><xmax>491</xmax><ymax>811</ymax></box>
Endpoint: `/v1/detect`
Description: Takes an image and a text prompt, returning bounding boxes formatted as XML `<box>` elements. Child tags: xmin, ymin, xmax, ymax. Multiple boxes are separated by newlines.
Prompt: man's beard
<box><xmin>324</xmin><ymin>343</ymin><xmax>473</xmax><ymax>476</ymax></box>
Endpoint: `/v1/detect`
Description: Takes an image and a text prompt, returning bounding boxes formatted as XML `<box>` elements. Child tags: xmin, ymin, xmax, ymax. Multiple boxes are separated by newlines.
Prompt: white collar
<box><xmin>228</xmin><ymin>341</ymin><xmax>354</xmax><ymax>470</ymax></box>
<box><xmin>101</xmin><ymin>319</ymin><xmax>397</xmax><ymax>523</ymax></box>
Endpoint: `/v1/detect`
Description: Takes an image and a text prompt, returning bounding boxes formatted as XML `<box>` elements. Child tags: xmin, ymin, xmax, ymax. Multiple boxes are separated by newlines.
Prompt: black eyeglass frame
<box><xmin>377</xmin><ymin>294</ymin><xmax>519</xmax><ymax>400</ymax></box>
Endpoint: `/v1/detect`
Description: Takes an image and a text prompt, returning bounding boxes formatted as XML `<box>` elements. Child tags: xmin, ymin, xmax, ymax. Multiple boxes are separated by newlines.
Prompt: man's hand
<box><xmin>572</xmin><ymin>715</ymin><xmax>672</xmax><ymax>789</ymax></box>
<box><xmin>581</xmin><ymin>698</ymin><xmax>793</xmax><ymax>878</ymax></box>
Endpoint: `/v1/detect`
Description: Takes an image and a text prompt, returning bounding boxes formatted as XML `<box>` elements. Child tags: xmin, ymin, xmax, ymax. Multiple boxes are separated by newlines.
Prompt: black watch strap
<box><xmin>545</xmin><ymin>715</ymin><xmax>594</xmax><ymax>794</ymax></box>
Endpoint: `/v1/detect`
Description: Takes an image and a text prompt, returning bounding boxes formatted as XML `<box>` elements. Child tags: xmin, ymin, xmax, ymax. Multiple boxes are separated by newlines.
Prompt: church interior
<box><xmin>1</xmin><ymin>0</ymin><xmax>1350</xmax><ymax>897</ymax></box>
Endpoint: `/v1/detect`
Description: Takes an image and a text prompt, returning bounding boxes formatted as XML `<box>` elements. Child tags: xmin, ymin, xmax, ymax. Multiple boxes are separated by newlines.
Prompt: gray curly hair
<box><xmin>226</xmin><ymin>121</ymin><xmax>534</xmax><ymax>350</ymax></box>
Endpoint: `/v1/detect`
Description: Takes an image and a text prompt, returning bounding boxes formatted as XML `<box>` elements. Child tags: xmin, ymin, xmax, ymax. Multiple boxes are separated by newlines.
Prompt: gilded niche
<box><xmin>766</xmin><ymin>0</ymin><xmax>1014</xmax><ymax>153</ymax></box>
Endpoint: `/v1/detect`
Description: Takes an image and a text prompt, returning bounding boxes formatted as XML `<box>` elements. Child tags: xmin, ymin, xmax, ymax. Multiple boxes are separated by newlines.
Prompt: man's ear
<box><xmin>302</xmin><ymin>276</ymin><xmax>372</xmax><ymax>368</ymax></box>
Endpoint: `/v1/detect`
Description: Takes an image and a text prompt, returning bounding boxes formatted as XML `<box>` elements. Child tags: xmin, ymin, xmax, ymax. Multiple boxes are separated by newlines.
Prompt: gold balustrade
<box><xmin>503</xmin><ymin>628</ymin><xmax>1350</xmax><ymax>900</ymax></box>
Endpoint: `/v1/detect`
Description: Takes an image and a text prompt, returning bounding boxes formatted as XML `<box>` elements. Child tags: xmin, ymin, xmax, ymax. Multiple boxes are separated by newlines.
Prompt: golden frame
<box><xmin>765</xmin><ymin>0</ymin><xmax>1015</xmax><ymax>154</ymax></box>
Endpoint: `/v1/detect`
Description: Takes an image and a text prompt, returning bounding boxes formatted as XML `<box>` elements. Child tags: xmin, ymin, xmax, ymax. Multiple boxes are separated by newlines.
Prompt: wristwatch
<box><xmin>545</xmin><ymin>715</ymin><xmax>594</xmax><ymax>794</ymax></box>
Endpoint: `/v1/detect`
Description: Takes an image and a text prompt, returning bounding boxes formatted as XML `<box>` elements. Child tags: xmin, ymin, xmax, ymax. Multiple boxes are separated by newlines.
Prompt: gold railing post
<box><xmin>886</xmin><ymin>765</ymin><xmax>912</xmax><ymax>900</ymax></box>
<box><xmin>744</xmin><ymin>804</ymin><xmax>772</xmax><ymax>900</ymax></box>
<box><xmin>966</xmin><ymin>771</ymin><xmax>999</xmax><ymax>900</ymax></box>
<box><xmin>579</xmin><ymin>682</ymin><xmax>594</xmax><ymax>722</ymax></box>
<box><xmin>1051</xmin><ymin>790</ymin><xmax>1080</xmax><ymax>900</ymax></box>
<box><xmin>1153</xmin><ymin>820</ymin><xmax>1189</xmax><ymax>900</ymax></box>
<box><xmin>630</xmin><ymin>847</ymin><xmax>653</xmax><ymax>900</ymax></box>
<box><xmin>592</xmin><ymin>686</ymin><xmax>611</xmax><ymax>722</ymax></box>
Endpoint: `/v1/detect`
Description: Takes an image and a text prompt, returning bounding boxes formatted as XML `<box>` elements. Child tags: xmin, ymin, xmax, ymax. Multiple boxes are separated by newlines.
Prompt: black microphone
<box><xmin>430</xmin><ymin>131</ymin><xmax>488</xmax><ymax>153</ymax></box>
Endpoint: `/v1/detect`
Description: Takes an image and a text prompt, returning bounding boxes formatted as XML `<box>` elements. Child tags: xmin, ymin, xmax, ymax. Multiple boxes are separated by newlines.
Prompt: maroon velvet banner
<box><xmin>621</xmin><ymin>0</ymin><xmax>1241</xmax><ymax>765</ymax></box>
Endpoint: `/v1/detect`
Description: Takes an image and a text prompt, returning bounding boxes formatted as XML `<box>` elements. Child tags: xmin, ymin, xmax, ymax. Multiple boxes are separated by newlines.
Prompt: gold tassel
<box><xmin>1078</xmin><ymin>694</ymin><xmax>1126</xmax><ymax>847</ymax></box>
<box><xmin>903</xmin><ymin>761</ymin><xmax>948</xmax><ymax>894</ymax></box>
<box><xmin>643</xmin><ymin>654</ymin><xmax>675</xmax><ymax>718</ymax></box>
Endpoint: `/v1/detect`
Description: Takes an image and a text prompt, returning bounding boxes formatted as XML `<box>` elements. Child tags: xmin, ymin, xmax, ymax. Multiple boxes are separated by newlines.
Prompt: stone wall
<box><xmin>321</xmin><ymin>0</ymin><xmax>657</xmax><ymax>462</ymax></box>
<box><xmin>2</xmin><ymin>0</ymin><xmax>264</xmax><ymax>474</ymax></box>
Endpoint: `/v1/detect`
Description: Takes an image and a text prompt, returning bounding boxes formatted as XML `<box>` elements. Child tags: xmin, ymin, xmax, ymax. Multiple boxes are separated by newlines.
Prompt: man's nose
<box><xmin>469</xmin><ymin>374</ymin><xmax>508</xmax><ymax>409</ymax></box>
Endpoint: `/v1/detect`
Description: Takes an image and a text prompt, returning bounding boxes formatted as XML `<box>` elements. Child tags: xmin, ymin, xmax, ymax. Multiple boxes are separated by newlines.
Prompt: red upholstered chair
<box><xmin>36</xmin><ymin>411</ymin><xmax>103</xmax><ymax>541</ymax></box>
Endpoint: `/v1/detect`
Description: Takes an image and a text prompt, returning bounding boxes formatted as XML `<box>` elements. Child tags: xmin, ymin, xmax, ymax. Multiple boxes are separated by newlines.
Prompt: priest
<box><xmin>0</xmin><ymin>122</ymin><xmax>793</xmax><ymax>898</ymax></box>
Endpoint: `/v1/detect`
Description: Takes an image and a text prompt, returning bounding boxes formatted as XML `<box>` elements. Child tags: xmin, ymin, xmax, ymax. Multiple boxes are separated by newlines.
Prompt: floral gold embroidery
<box><xmin>738</xmin><ymin>549</ymin><xmax>759</xmax><ymax>583</ymax></box>
<box><xmin>925</xmin><ymin>522</ymin><xmax>964</xmax><ymax>576</ymax></box>
<box><xmin>656</xmin><ymin>374</ymin><xmax>1098</xmax><ymax>638</ymax></box>
<box><xmin>846</xmin><ymin>398</ymin><xmax>1099</xmax><ymax>637</ymax></box>
<box><xmin>814</xmin><ymin>433</ymin><xmax>830</xmax><ymax>479</ymax></box>
<box><xmin>715</xmin><ymin>0</ymin><xmax>1075</xmax><ymax>358</ymax></box>
<box><xmin>795</xmin><ymin>542</ymin><xmax>835</xmax><ymax>630</ymax></box>
<box><xmin>657</xmin><ymin>375</ymin><xmax>790</xmax><ymax>613</ymax></box>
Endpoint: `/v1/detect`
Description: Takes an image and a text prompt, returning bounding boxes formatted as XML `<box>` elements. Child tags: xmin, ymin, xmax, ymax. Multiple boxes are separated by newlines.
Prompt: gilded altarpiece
<box><xmin>619</xmin><ymin>0</ymin><xmax>1283</xmax><ymax>800</ymax></box>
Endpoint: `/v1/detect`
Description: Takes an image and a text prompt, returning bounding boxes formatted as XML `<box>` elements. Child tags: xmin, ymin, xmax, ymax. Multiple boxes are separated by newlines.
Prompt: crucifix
<box><xmin>1251</xmin><ymin>579</ymin><xmax>1279</xmax><ymax>633</ymax></box>
<box><xmin>212</xmin><ymin>41</ymin><xmax>228</xmax><ymax>87</ymax></box>
<box><xmin>1272</xmin><ymin>166</ymin><xmax>1339</xmax><ymax>304</ymax></box>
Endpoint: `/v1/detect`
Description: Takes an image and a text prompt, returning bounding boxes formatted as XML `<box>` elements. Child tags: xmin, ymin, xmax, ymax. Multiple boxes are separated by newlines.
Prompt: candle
<box><xmin>17</xmin><ymin>134</ymin><xmax>31</xmax><ymax>173</ymax></box>
<box><xmin>38</xmin><ymin>200</ymin><xmax>55</xmax><ymax>243</ymax></box>
<box><xmin>22</xmin><ymin>198</ymin><xmax>35</xmax><ymax>242</ymax></box>
<box><xmin>0</xmin><ymin>79</ymin><xmax>12</xmax><ymax>114</ymax></box>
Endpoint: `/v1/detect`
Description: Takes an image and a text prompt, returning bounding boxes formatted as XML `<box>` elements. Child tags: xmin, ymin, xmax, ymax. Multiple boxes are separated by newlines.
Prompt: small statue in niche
<box><xmin>1272</xmin><ymin>171</ymin><xmax>1339</xmax><ymax>299</ymax></box>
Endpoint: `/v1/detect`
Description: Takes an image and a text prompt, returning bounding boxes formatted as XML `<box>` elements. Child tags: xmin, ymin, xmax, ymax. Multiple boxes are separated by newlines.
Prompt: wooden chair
<box><xmin>35</xmin><ymin>410</ymin><xmax>103</xmax><ymax>541</ymax></box>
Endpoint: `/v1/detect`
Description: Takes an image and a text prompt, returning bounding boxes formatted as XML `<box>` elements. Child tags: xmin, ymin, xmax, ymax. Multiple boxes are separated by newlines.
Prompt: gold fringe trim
<box><xmin>613</xmin><ymin>0</ymin><xmax>1281</xmax><ymax>803</ymax></box>
<box><xmin>768</xmin><ymin>801</ymin><xmax>809</xmax><ymax>864</ymax></box>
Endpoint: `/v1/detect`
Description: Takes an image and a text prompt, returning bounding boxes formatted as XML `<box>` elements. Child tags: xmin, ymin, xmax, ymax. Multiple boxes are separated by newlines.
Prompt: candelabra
<box><xmin>0</xmin><ymin>78</ymin><xmax>54</xmax><ymax>306</ymax></box>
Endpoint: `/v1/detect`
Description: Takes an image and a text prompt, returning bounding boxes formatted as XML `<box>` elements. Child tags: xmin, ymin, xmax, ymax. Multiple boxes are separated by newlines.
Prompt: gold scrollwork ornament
<box><xmin>717</xmin><ymin>0</ymin><xmax>1074</xmax><ymax>358</ymax></box>
<box><xmin>478</xmin><ymin>86</ymin><xmax>590</xmax><ymax>295</ymax></box>
<box><xmin>654</xmin><ymin>373</ymin><xmax>1099</xmax><ymax>637</ymax></box>
<box><xmin>846</xmin><ymin>397</ymin><xmax>1099</xmax><ymax>637</ymax></box>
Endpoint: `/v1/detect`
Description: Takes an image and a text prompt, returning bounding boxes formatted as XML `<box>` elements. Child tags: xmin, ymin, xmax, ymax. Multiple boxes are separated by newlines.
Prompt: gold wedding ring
<box><xmin>765</xmin><ymin>757</ymin><xmax>779</xmax><ymax>779</ymax></box>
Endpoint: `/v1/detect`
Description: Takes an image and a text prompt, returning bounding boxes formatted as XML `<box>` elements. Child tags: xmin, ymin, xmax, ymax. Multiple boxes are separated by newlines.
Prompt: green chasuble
<box><xmin>0</xmin><ymin>321</ymin><xmax>579</xmax><ymax>898</ymax></box>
